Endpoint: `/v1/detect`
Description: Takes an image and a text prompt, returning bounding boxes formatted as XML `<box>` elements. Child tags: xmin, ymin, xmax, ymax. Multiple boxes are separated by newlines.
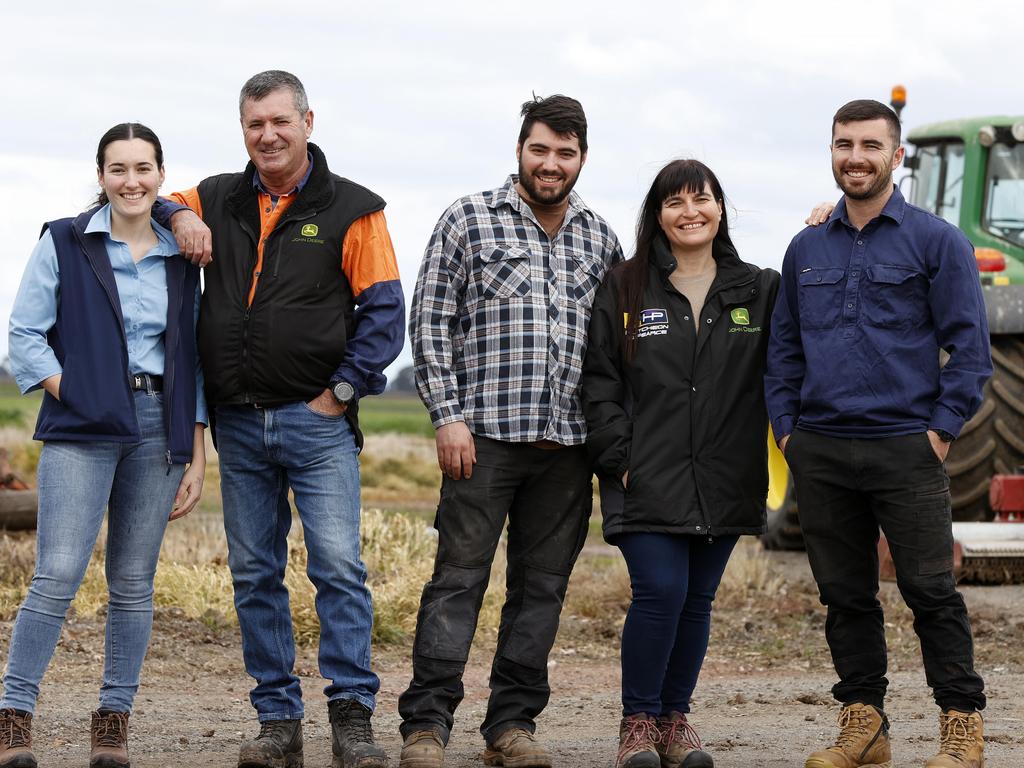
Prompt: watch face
<box><xmin>333</xmin><ymin>382</ymin><xmax>355</xmax><ymax>403</ymax></box>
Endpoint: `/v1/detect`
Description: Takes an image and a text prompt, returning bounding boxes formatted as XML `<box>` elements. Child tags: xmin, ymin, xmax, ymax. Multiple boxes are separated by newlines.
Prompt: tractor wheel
<box><xmin>762</xmin><ymin>429</ymin><xmax>803</xmax><ymax>550</ymax></box>
<box><xmin>991</xmin><ymin>336</ymin><xmax>1024</xmax><ymax>477</ymax></box>
<box><xmin>945</xmin><ymin>393</ymin><xmax>997</xmax><ymax>521</ymax></box>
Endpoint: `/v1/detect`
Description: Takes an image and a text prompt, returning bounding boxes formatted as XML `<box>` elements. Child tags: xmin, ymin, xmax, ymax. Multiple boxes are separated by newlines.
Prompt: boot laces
<box><xmin>938</xmin><ymin>712</ymin><xmax>975</xmax><ymax>758</ymax></box>
<box><xmin>661</xmin><ymin>715</ymin><xmax>703</xmax><ymax>750</ymax></box>
<box><xmin>617</xmin><ymin>717</ymin><xmax>660</xmax><ymax>766</ymax></box>
<box><xmin>1</xmin><ymin>709</ymin><xmax>32</xmax><ymax>749</ymax></box>
<box><xmin>257</xmin><ymin>720</ymin><xmax>295</xmax><ymax>742</ymax></box>
<box><xmin>833</xmin><ymin>707</ymin><xmax>872</xmax><ymax>749</ymax></box>
<box><xmin>93</xmin><ymin>712</ymin><xmax>128</xmax><ymax>748</ymax></box>
<box><xmin>333</xmin><ymin>701</ymin><xmax>374</xmax><ymax>743</ymax></box>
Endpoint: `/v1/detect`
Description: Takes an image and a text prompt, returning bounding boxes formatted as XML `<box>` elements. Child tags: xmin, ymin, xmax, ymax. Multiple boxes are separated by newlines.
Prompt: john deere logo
<box><xmin>731</xmin><ymin>308</ymin><xmax>750</xmax><ymax>325</ymax></box>
<box><xmin>301</xmin><ymin>224</ymin><xmax>319</xmax><ymax>237</ymax></box>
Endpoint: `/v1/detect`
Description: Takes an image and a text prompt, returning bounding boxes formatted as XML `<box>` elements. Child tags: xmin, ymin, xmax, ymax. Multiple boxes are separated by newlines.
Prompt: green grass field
<box><xmin>0</xmin><ymin>381</ymin><xmax>38</xmax><ymax>427</ymax></box>
<box><xmin>359</xmin><ymin>393</ymin><xmax>434</xmax><ymax>437</ymax></box>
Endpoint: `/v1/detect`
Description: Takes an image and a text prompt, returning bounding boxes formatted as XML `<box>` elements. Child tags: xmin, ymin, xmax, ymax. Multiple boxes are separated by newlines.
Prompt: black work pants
<box><xmin>398</xmin><ymin>436</ymin><xmax>592</xmax><ymax>744</ymax></box>
<box><xmin>786</xmin><ymin>429</ymin><xmax>985</xmax><ymax>713</ymax></box>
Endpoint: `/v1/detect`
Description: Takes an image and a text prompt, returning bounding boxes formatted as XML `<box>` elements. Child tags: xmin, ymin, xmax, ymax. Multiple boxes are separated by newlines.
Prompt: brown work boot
<box><xmin>238</xmin><ymin>719</ymin><xmax>304</xmax><ymax>768</ymax></box>
<box><xmin>90</xmin><ymin>710</ymin><xmax>130</xmax><ymax>768</ymax></box>
<box><xmin>925</xmin><ymin>710</ymin><xmax>984</xmax><ymax>768</ymax></box>
<box><xmin>657</xmin><ymin>712</ymin><xmax>713</xmax><ymax>768</ymax></box>
<box><xmin>805</xmin><ymin>703</ymin><xmax>892</xmax><ymax>768</ymax></box>
<box><xmin>0</xmin><ymin>708</ymin><xmax>37</xmax><ymax>768</ymax></box>
<box><xmin>328</xmin><ymin>699</ymin><xmax>387</xmax><ymax>768</ymax></box>
<box><xmin>615</xmin><ymin>713</ymin><xmax>660</xmax><ymax>768</ymax></box>
<box><xmin>480</xmin><ymin>728</ymin><xmax>551</xmax><ymax>768</ymax></box>
<box><xmin>399</xmin><ymin>730</ymin><xmax>444</xmax><ymax>768</ymax></box>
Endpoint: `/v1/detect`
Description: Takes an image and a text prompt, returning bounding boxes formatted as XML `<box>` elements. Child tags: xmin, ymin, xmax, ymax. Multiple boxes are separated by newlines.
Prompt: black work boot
<box><xmin>328</xmin><ymin>699</ymin><xmax>387</xmax><ymax>768</ymax></box>
<box><xmin>238</xmin><ymin>719</ymin><xmax>303</xmax><ymax>768</ymax></box>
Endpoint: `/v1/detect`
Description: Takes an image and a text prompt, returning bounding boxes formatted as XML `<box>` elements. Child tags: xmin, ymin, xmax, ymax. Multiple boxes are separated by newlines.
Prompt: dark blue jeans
<box><xmin>786</xmin><ymin>429</ymin><xmax>985</xmax><ymax>712</ymax></box>
<box><xmin>215</xmin><ymin>402</ymin><xmax>378</xmax><ymax>722</ymax></box>
<box><xmin>617</xmin><ymin>532</ymin><xmax>738</xmax><ymax>716</ymax></box>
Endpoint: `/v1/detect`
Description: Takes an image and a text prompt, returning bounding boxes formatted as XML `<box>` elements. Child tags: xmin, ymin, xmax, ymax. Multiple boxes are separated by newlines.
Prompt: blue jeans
<box><xmin>617</xmin><ymin>533</ymin><xmax>738</xmax><ymax>716</ymax></box>
<box><xmin>1</xmin><ymin>391</ymin><xmax>184</xmax><ymax>714</ymax></box>
<box><xmin>215</xmin><ymin>402</ymin><xmax>377</xmax><ymax>721</ymax></box>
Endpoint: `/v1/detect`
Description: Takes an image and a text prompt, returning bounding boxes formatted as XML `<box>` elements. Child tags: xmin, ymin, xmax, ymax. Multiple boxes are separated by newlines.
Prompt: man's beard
<box><xmin>517</xmin><ymin>160</ymin><xmax>580</xmax><ymax>206</ymax></box>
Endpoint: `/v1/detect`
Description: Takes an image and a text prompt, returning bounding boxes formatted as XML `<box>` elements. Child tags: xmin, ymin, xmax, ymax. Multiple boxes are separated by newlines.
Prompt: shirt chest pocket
<box><xmin>863</xmin><ymin>264</ymin><xmax>926</xmax><ymax>328</ymax></box>
<box><xmin>797</xmin><ymin>268</ymin><xmax>845</xmax><ymax>330</ymax></box>
<box><xmin>475</xmin><ymin>246</ymin><xmax>533</xmax><ymax>301</ymax></box>
<box><xmin>572</xmin><ymin>253</ymin><xmax>604</xmax><ymax>307</ymax></box>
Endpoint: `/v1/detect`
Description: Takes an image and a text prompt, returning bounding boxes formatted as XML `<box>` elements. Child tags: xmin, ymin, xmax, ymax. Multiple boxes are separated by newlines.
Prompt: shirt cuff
<box><xmin>928</xmin><ymin>405</ymin><xmax>965</xmax><ymax>440</ymax></box>
<box><xmin>427</xmin><ymin>402</ymin><xmax>464</xmax><ymax>429</ymax></box>
<box><xmin>771</xmin><ymin>415</ymin><xmax>796</xmax><ymax>442</ymax></box>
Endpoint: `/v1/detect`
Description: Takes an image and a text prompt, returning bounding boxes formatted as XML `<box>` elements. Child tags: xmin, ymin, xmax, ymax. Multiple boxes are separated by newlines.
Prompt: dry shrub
<box><xmin>716</xmin><ymin>536</ymin><xmax>786</xmax><ymax>608</ymax></box>
<box><xmin>359</xmin><ymin>435</ymin><xmax>439</xmax><ymax>501</ymax></box>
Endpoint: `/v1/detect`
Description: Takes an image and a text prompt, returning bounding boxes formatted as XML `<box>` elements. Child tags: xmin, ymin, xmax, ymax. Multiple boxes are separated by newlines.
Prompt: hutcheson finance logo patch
<box><xmin>638</xmin><ymin>307</ymin><xmax>669</xmax><ymax>339</ymax></box>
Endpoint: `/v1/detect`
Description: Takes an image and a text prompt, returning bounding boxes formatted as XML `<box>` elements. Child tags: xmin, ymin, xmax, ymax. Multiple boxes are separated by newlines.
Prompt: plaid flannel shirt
<box><xmin>410</xmin><ymin>175</ymin><xmax>623</xmax><ymax>445</ymax></box>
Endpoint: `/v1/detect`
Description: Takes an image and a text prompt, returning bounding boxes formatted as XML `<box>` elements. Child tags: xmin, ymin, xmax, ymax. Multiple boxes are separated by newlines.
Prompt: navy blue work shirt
<box><xmin>765</xmin><ymin>185</ymin><xmax>992</xmax><ymax>440</ymax></box>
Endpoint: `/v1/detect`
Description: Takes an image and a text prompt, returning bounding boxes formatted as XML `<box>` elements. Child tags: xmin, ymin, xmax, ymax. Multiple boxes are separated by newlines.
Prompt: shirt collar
<box><xmin>252</xmin><ymin>151</ymin><xmax>314</xmax><ymax>197</ymax></box>
<box><xmin>85</xmin><ymin>203</ymin><xmax>179</xmax><ymax>257</ymax></box>
<box><xmin>492</xmin><ymin>174</ymin><xmax>591</xmax><ymax>221</ymax></box>
<box><xmin>828</xmin><ymin>183</ymin><xmax>907</xmax><ymax>230</ymax></box>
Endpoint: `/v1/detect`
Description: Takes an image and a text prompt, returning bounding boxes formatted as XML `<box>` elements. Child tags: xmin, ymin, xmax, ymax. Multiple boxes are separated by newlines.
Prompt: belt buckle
<box><xmin>133</xmin><ymin>374</ymin><xmax>144</xmax><ymax>390</ymax></box>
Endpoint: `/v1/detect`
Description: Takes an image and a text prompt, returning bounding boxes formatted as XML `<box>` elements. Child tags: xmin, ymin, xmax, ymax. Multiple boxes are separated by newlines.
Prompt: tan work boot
<box><xmin>90</xmin><ymin>710</ymin><xmax>130</xmax><ymax>768</ymax></box>
<box><xmin>0</xmin><ymin>708</ymin><xmax>37</xmax><ymax>768</ymax></box>
<box><xmin>400</xmin><ymin>730</ymin><xmax>445</xmax><ymax>768</ymax></box>
<box><xmin>805</xmin><ymin>703</ymin><xmax>892</xmax><ymax>768</ymax></box>
<box><xmin>615</xmin><ymin>713</ymin><xmax>660</xmax><ymax>768</ymax></box>
<box><xmin>925</xmin><ymin>710</ymin><xmax>984</xmax><ymax>768</ymax></box>
<box><xmin>657</xmin><ymin>712</ymin><xmax>713</xmax><ymax>768</ymax></box>
<box><xmin>480</xmin><ymin>728</ymin><xmax>551</xmax><ymax>768</ymax></box>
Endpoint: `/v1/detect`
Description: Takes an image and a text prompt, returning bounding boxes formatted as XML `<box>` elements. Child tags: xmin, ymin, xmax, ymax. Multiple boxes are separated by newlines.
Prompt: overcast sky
<box><xmin>2</xmin><ymin>1</ymin><xmax>1020</xmax><ymax>377</ymax></box>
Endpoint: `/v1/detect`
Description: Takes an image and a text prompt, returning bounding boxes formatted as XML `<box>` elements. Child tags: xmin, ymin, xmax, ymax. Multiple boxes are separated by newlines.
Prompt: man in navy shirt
<box><xmin>766</xmin><ymin>99</ymin><xmax>990</xmax><ymax>768</ymax></box>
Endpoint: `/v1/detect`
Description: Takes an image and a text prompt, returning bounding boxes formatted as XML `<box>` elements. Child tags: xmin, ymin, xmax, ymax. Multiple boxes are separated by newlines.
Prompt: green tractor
<box><xmin>763</xmin><ymin>88</ymin><xmax>1024</xmax><ymax>550</ymax></box>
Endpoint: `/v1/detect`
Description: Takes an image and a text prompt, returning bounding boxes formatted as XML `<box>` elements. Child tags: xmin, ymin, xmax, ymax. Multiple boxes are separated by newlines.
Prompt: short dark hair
<box><xmin>518</xmin><ymin>94</ymin><xmax>588</xmax><ymax>154</ymax></box>
<box><xmin>239</xmin><ymin>70</ymin><xmax>309</xmax><ymax>116</ymax></box>
<box><xmin>95</xmin><ymin>122</ymin><xmax>164</xmax><ymax>206</ymax></box>
<box><xmin>832</xmin><ymin>99</ymin><xmax>901</xmax><ymax>146</ymax></box>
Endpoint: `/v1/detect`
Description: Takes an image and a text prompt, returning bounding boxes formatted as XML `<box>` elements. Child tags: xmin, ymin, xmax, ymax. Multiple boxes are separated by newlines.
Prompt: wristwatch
<box><xmin>331</xmin><ymin>380</ymin><xmax>356</xmax><ymax>405</ymax></box>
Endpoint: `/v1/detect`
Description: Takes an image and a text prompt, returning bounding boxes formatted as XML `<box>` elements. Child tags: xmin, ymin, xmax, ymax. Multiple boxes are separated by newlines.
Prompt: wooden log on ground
<box><xmin>0</xmin><ymin>489</ymin><xmax>38</xmax><ymax>530</ymax></box>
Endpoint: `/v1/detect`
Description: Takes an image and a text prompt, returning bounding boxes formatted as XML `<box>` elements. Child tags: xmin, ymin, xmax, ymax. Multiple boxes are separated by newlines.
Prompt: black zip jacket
<box><xmin>582</xmin><ymin>237</ymin><xmax>780</xmax><ymax>541</ymax></box>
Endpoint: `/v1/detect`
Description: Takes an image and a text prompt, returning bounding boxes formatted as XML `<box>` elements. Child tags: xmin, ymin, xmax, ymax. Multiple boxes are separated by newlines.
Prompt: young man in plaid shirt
<box><xmin>400</xmin><ymin>95</ymin><xmax>622</xmax><ymax>767</ymax></box>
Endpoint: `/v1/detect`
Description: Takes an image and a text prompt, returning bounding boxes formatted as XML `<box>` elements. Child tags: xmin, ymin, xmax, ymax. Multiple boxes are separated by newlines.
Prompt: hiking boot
<box><xmin>238</xmin><ymin>719</ymin><xmax>303</xmax><ymax>768</ymax></box>
<box><xmin>0</xmin><ymin>708</ymin><xmax>36</xmax><ymax>768</ymax></box>
<box><xmin>399</xmin><ymin>730</ymin><xmax>444</xmax><ymax>768</ymax></box>
<box><xmin>480</xmin><ymin>728</ymin><xmax>552</xmax><ymax>768</ymax></box>
<box><xmin>328</xmin><ymin>699</ymin><xmax>387</xmax><ymax>768</ymax></box>
<box><xmin>657</xmin><ymin>712</ymin><xmax>713</xmax><ymax>768</ymax></box>
<box><xmin>615</xmin><ymin>713</ymin><xmax>660</xmax><ymax>768</ymax></box>
<box><xmin>805</xmin><ymin>703</ymin><xmax>892</xmax><ymax>768</ymax></box>
<box><xmin>925</xmin><ymin>710</ymin><xmax>984</xmax><ymax>768</ymax></box>
<box><xmin>90</xmin><ymin>710</ymin><xmax>130</xmax><ymax>768</ymax></box>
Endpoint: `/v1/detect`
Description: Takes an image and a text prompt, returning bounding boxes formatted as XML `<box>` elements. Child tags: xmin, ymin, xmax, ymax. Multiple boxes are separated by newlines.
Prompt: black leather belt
<box><xmin>130</xmin><ymin>373</ymin><xmax>163</xmax><ymax>392</ymax></box>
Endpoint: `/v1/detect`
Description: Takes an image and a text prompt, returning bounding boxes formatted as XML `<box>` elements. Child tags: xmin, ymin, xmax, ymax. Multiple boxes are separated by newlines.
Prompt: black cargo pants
<box><xmin>398</xmin><ymin>436</ymin><xmax>592</xmax><ymax>744</ymax></box>
<box><xmin>786</xmin><ymin>429</ymin><xmax>985</xmax><ymax>713</ymax></box>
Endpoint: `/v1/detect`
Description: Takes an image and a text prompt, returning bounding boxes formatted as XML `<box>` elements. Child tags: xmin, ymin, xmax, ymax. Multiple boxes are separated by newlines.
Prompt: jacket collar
<box><xmin>225</xmin><ymin>142</ymin><xmax>335</xmax><ymax>230</ymax></box>
<box><xmin>650</xmin><ymin>233</ymin><xmax>756</xmax><ymax>293</ymax></box>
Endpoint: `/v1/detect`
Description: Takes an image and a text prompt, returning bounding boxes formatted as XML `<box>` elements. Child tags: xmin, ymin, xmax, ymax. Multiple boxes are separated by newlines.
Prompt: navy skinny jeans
<box><xmin>617</xmin><ymin>532</ymin><xmax>737</xmax><ymax>716</ymax></box>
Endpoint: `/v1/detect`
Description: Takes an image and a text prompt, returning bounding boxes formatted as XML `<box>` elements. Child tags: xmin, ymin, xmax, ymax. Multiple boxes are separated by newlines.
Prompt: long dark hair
<box><xmin>95</xmin><ymin>122</ymin><xmax>164</xmax><ymax>206</ymax></box>
<box><xmin>618</xmin><ymin>159</ymin><xmax>734</xmax><ymax>363</ymax></box>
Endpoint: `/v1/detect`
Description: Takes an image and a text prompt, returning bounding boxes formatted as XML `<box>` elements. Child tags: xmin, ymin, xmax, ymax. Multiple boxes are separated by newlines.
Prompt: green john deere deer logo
<box><xmin>731</xmin><ymin>307</ymin><xmax>750</xmax><ymax>325</ymax></box>
<box><xmin>301</xmin><ymin>224</ymin><xmax>319</xmax><ymax>237</ymax></box>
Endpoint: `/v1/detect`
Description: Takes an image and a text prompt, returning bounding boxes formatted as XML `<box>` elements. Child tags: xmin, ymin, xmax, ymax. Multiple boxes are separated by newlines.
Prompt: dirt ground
<box><xmin>3</xmin><ymin>551</ymin><xmax>1024</xmax><ymax>767</ymax></box>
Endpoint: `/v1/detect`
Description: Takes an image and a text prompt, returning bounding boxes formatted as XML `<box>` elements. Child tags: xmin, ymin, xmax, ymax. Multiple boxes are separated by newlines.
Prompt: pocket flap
<box><xmin>798</xmin><ymin>267</ymin><xmax>845</xmax><ymax>286</ymax></box>
<box><xmin>866</xmin><ymin>264</ymin><xmax>918</xmax><ymax>285</ymax></box>
<box><xmin>480</xmin><ymin>246</ymin><xmax>531</xmax><ymax>263</ymax></box>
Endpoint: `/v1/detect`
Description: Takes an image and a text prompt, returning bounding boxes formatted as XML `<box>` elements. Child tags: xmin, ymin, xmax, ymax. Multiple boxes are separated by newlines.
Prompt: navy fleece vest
<box><xmin>33</xmin><ymin>209</ymin><xmax>200</xmax><ymax>463</ymax></box>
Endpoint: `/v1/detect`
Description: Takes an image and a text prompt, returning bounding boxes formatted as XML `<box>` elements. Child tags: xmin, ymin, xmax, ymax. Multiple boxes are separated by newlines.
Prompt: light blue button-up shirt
<box><xmin>8</xmin><ymin>204</ymin><xmax>207</xmax><ymax>424</ymax></box>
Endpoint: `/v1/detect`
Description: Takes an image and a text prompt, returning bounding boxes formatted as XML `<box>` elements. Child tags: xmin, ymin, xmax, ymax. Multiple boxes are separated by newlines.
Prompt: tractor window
<box><xmin>938</xmin><ymin>144</ymin><xmax>965</xmax><ymax>225</ymax></box>
<box><xmin>983</xmin><ymin>143</ymin><xmax>1024</xmax><ymax>247</ymax></box>
<box><xmin>910</xmin><ymin>145</ymin><xmax>941</xmax><ymax>214</ymax></box>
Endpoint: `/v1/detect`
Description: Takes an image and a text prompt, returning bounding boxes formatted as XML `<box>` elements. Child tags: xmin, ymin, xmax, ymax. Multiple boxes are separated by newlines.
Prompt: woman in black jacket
<box><xmin>582</xmin><ymin>159</ymin><xmax>779</xmax><ymax>768</ymax></box>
